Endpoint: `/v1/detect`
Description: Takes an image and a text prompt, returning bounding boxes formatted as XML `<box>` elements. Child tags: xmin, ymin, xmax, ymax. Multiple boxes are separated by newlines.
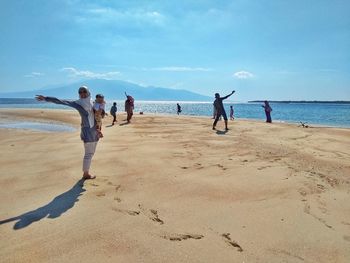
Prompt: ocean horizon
<box><xmin>1</xmin><ymin>98</ymin><xmax>350</xmax><ymax>128</ymax></box>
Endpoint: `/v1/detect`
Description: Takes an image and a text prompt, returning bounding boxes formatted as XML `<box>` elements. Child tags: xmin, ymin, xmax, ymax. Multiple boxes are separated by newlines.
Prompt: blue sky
<box><xmin>0</xmin><ymin>0</ymin><xmax>349</xmax><ymax>101</ymax></box>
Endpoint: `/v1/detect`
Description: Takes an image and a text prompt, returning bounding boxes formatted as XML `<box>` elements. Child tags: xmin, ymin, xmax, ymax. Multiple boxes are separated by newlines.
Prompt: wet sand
<box><xmin>0</xmin><ymin>108</ymin><xmax>350</xmax><ymax>263</ymax></box>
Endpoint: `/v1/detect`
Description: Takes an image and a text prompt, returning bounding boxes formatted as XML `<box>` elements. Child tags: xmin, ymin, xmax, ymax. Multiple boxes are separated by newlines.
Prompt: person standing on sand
<box><xmin>110</xmin><ymin>102</ymin><xmax>117</xmax><ymax>125</ymax></box>
<box><xmin>35</xmin><ymin>86</ymin><xmax>99</xmax><ymax>180</ymax></box>
<box><xmin>177</xmin><ymin>103</ymin><xmax>182</xmax><ymax>115</ymax></box>
<box><xmin>212</xmin><ymin>90</ymin><xmax>235</xmax><ymax>131</ymax></box>
<box><xmin>124</xmin><ymin>92</ymin><xmax>134</xmax><ymax>123</ymax></box>
<box><xmin>230</xmin><ymin>105</ymin><xmax>234</xmax><ymax>120</ymax></box>
<box><xmin>262</xmin><ymin>100</ymin><xmax>272</xmax><ymax>123</ymax></box>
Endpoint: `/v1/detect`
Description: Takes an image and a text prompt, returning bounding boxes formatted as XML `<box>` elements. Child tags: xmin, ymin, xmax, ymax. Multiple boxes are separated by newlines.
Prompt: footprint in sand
<box><xmin>298</xmin><ymin>188</ymin><xmax>308</xmax><ymax>197</ymax></box>
<box><xmin>317</xmin><ymin>184</ymin><xmax>326</xmax><ymax>191</ymax></box>
<box><xmin>343</xmin><ymin>236</ymin><xmax>350</xmax><ymax>242</ymax></box>
<box><xmin>216</xmin><ymin>164</ymin><xmax>227</xmax><ymax>170</ymax></box>
<box><xmin>96</xmin><ymin>192</ymin><xmax>106</xmax><ymax>197</ymax></box>
<box><xmin>112</xmin><ymin>208</ymin><xmax>140</xmax><ymax>216</ymax></box>
<box><xmin>114</xmin><ymin>197</ymin><xmax>122</xmax><ymax>202</ymax></box>
<box><xmin>303</xmin><ymin>203</ymin><xmax>333</xmax><ymax>229</ymax></box>
<box><xmin>138</xmin><ymin>204</ymin><xmax>164</xmax><ymax>224</ymax></box>
<box><xmin>114</xmin><ymin>185</ymin><xmax>122</xmax><ymax>201</ymax></box>
<box><xmin>257</xmin><ymin>166</ymin><xmax>271</xmax><ymax>171</ymax></box>
<box><xmin>221</xmin><ymin>233</ymin><xmax>243</xmax><ymax>252</ymax></box>
<box><xmin>150</xmin><ymin>209</ymin><xmax>164</xmax><ymax>224</ymax></box>
<box><xmin>162</xmin><ymin>233</ymin><xmax>204</xmax><ymax>241</ymax></box>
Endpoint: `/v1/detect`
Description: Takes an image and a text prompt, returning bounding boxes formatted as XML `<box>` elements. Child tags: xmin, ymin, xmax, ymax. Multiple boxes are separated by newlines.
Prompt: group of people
<box><xmin>35</xmin><ymin>86</ymin><xmax>272</xmax><ymax>180</ymax></box>
<box><xmin>176</xmin><ymin>91</ymin><xmax>272</xmax><ymax>131</ymax></box>
<box><xmin>108</xmin><ymin>92</ymin><xmax>134</xmax><ymax>126</ymax></box>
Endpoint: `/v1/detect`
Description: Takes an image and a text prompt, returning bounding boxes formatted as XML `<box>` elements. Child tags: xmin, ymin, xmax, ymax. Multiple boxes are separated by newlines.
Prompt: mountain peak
<box><xmin>0</xmin><ymin>79</ymin><xmax>211</xmax><ymax>101</ymax></box>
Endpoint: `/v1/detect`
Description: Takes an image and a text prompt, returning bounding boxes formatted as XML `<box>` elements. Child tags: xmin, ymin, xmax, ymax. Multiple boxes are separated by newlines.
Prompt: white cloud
<box><xmin>233</xmin><ymin>71</ymin><xmax>254</xmax><ymax>79</ymax></box>
<box><xmin>24</xmin><ymin>72</ymin><xmax>44</xmax><ymax>78</ymax></box>
<box><xmin>150</xmin><ymin>67</ymin><xmax>212</xmax><ymax>72</ymax></box>
<box><xmin>61</xmin><ymin>67</ymin><xmax>120</xmax><ymax>80</ymax></box>
<box><xmin>78</xmin><ymin>7</ymin><xmax>166</xmax><ymax>26</ymax></box>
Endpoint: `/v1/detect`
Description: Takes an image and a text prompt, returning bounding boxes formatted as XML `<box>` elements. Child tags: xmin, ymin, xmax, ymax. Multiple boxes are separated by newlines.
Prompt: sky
<box><xmin>0</xmin><ymin>0</ymin><xmax>349</xmax><ymax>101</ymax></box>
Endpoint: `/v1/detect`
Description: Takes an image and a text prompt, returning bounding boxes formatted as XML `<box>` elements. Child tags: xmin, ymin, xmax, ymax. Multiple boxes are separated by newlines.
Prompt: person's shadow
<box><xmin>216</xmin><ymin>130</ymin><xmax>228</xmax><ymax>135</ymax></box>
<box><xmin>119</xmin><ymin>122</ymin><xmax>129</xmax><ymax>126</ymax></box>
<box><xmin>0</xmin><ymin>179</ymin><xmax>86</xmax><ymax>230</ymax></box>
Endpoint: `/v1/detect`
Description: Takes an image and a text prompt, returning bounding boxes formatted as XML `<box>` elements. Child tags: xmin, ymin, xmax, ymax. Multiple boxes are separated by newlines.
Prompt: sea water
<box><xmin>0</xmin><ymin>98</ymin><xmax>349</xmax><ymax>128</ymax></box>
<box><xmin>0</xmin><ymin>121</ymin><xmax>76</xmax><ymax>132</ymax></box>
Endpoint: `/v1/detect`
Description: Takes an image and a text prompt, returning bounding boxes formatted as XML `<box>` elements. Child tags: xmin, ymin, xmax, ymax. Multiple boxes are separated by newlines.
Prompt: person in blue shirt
<box><xmin>110</xmin><ymin>102</ymin><xmax>117</xmax><ymax>125</ymax></box>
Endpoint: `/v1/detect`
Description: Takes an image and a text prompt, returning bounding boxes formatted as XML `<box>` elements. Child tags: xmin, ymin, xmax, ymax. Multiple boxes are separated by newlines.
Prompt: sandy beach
<box><xmin>0</xmin><ymin>108</ymin><xmax>349</xmax><ymax>263</ymax></box>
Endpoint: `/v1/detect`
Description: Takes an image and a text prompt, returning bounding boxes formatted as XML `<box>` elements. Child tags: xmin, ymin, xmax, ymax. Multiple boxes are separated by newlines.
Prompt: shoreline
<box><xmin>1</xmin><ymin>107</ymin><xmax>349</xmax><ymax>130</ymax></box>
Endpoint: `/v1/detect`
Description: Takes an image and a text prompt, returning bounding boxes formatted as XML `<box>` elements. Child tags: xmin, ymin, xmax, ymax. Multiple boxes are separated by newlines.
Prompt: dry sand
<box><xmin>0</xmin><ymin>108</ymin><xmax>349</xmax><ymax>263</ymax></box>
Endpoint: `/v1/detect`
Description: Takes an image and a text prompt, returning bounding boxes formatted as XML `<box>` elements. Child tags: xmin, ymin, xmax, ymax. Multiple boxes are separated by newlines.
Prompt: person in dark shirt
<box><xmin>110</xmin><ymin>102</ymin><xmax>117</xmax><ymax>125</ymax></box>
<box><xmin>177</xmin><ymin>103</ymin><xmax>182</xmax><ymax>115</ymax></box>
<box><xmin>212</xmin><ymin>90</ymin><xmax>235</xmax><ymax>131</ymax></box>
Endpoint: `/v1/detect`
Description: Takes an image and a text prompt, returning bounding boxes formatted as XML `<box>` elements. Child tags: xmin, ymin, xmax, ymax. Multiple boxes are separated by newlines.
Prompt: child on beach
<box><xmin>93</xmin><ymin>94</ymin><xmax>106</xmax><ymax>137</ymax></box>
<box><xmin>110</xmin><ymin>102</ymin><xmax>117</xmax><ymax>125</ymax></box>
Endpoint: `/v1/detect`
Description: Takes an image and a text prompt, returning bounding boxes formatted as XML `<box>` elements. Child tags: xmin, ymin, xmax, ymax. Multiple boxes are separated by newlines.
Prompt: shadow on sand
<box><xmin>119</xmin><ymin>122</ymin><xmax>130</xmax><ymax>126</ymax></box>
<box><xmin>216</xmin><ymin>130</ymin><xmax>228</xmax><ymax>135</ymax></box>
<box><xmin>0</xmin><ymin>179</ymin><xmax>86</xmax><ymax>230</ymax></box>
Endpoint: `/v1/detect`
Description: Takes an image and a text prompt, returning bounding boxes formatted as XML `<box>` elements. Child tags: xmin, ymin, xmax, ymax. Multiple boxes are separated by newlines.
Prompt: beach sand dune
<box><xmin>0</xmin><ymin>109</ymin><xmax>350</xmax><ymax>263</ymax></box>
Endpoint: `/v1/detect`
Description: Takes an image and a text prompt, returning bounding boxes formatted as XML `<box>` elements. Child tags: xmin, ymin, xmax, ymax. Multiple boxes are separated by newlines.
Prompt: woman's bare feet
<box><xmin>83</xmin><ymin>172</ymin><xmax>96</xmax><ymax>180</ymax></box>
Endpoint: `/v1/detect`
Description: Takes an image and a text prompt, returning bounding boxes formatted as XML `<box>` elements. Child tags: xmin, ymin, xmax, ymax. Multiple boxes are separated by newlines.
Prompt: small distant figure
<box><xmin>230</xmin><ymin>105</ymin><xmax>234</xmax><ymax>120</ymax></box>
<box><xmin>212</xmin><ymin>90</ymin><xmax>235</xmax><ymax>131</ymax></box>
<box><xmin>177</xmin><ymin>103</ymin><xmax>182</xmax><ymax>115</ymax></box>
<box><xmin>262</xmin><ymin>100</ymin><xmax>272</xmax><ymax>123</ymax></box>
<box><xmin>110</xmin><ymin>102</ymin><xmax>117</xmax><ymax>125</ymax></box>
<box><xmin>299</xmin><ymin>121</ymin><xmax>309</xmax><ymax>128</ymax></box>
<box><xmin>93</xmin><ymin>94</ymin><xmax>106</xmax><ymax>137</ymax></box>
<box><xmin>125</xmin><ymin>92</ymin><xmax>134</xmax><ymax>123</ymax></box>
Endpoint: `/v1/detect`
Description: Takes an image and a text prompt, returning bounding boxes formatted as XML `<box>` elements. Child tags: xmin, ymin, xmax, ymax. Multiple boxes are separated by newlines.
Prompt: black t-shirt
<box><xmin>214</xmin><ymin>98</ymin><xmax>225</xmax><ymax>113</ymax></box>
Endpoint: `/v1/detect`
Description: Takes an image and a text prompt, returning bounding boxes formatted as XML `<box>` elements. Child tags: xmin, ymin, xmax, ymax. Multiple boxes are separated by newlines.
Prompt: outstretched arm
<box><xmin>221</xmin><ymin>90</ymin><xmax>235</xmax><ymax>100</ymax></box>
<box><xmin>35</xmin><ymin>95</ymin><xmax>82</xmax><ymax>111</ymax></box>
<box><xmin>124</xmin><ymin>92</ymin><xmax>128</xmax><ymax>98</ymax></box>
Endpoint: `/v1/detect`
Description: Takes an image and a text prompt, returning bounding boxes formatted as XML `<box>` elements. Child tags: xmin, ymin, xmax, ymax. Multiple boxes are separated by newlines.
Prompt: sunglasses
<box><xmin>79</xmin><ymin>90</ymin><xmax>87</xmax><ymax>94</ymax></box>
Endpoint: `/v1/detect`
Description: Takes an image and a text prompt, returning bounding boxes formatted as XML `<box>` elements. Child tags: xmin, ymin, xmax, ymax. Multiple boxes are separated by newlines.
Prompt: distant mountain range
<box><xmin>0</xmin><ymin>79</ymin><xmax>211</xmax><ymax>101</ymax></box>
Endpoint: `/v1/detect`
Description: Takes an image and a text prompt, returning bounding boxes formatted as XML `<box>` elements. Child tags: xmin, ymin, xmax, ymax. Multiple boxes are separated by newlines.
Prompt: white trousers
<box><xmin>83</xmin><ymin>142</ymin><xmax>98</xmax><ymax>172</ymax></box>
